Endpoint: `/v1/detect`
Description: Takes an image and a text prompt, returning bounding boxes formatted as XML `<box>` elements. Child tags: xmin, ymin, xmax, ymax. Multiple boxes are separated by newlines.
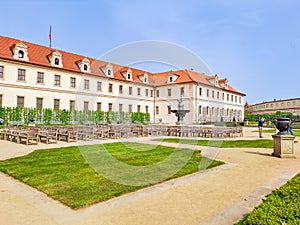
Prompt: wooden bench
<box><xmin>58</xmin><ymin>127</ymin><xmax>77</xmax><ymax>142</ymax></box>
<box><xmin>18</xmin><ymin>128</ymin><xmax>39</xmax><ymax>145</ymax></box>
<box><xmin>39</xmin><ymin>128</ymin><xmax>58</xmax><ymax>144</ymax></box>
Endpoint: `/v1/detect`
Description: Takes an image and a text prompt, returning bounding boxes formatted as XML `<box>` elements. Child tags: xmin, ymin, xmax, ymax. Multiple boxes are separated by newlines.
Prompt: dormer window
<box><xmin>18</xmin><ymin>50</ymin><xmax>24</xmax><ymax>59</ymax></box>
<box><xmin>169</xmin><ymin>76</ymin><xmax>173</xmax><ymax>82</ymax></box>
<box><xmin>105</xmin><ymin>63</ymin><xmax>113</xmax><ymax>77</ymax></box>
<box><xmin>11</xmin><ymin>42</ymin><xmax>29</xmax><ymax>61</ymax></box>
<box><xmin>76</xmin><ymin>57</ymin><xmax>90</xmax><ymax>73</ymax></box>
<box><xmin>48</xmin><ymin>50</ymin><xmax>63</xmax><ymax>67</ymax></box>
<box><xmin>83</xmin><ymin>64</ymin><xmax>88</xmax><ymax>71</ymax></box>
<box><xmin>54</xmin><ymin>58</ymin><xmax>60</xmax><ymax>65</ymax></box>
<box><xmin>125</xmin><ymin>69</ymin><xmax>132</xmax><ymax>80</ymax></box>
<box><xmin>139</xmin><ymin>73</ymin><xmax>148</xmax><ymax>83</ymax></box>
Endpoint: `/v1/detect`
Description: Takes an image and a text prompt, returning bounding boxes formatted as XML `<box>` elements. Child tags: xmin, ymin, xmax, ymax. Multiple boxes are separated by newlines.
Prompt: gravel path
<box><xmin>0</xmin><ymin>127</ymin><xmax>299</xmax><ymax>225</ymax></box>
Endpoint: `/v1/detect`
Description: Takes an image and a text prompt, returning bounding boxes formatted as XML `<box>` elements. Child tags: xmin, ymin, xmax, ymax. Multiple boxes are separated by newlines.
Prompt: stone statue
<box><xmin>177</xmin><ymin>96</ymin><xmax>183</xmax><ymax>110</ymax></box>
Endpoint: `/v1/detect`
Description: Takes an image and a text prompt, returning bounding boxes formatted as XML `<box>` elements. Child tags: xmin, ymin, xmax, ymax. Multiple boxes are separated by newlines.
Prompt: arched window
<box><xmin>83</xmin><ymin>64</ymin><xmax>88</xmax><ymax>71</ymax></box>
<box><xmin>18</xmin><ymin>50</ymin><xmax>24</xmax><ymax>59</ymax></box>
<box><xmin>54</xmin><ymin>58</ymin><xmax>60</xmax><ymax>65</ymax></box>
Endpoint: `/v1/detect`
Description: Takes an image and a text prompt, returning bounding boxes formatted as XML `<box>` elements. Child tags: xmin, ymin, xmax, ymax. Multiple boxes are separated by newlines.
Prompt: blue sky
<box><xmin>0</xmin><ymin>0</ymin><xmax>299</xmax><ymax>103</ymax></box>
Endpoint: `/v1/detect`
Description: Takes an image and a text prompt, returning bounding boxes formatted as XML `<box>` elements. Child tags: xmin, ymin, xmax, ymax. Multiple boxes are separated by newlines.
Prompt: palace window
<box><xmin>54</xmin><ymin>58</ymin><xmax>60</xmax><ymax>65</ymax></box>
<box><xmin>0</xmin><ymin>94</ymin><xmax>2</xmax><ymax>106</ymax></box>
<box><xmin>17</xmin><ymin>96</ymin><xmax>24</xmax><ymax>108</ymax></box>
<box><xmin>180</xmin><ymin>87</ymin><xmax>184</xmax><ymax>96</ymax></box>
<box><xmin>97</xmin><ymin>81</ymin><xmax>102</xmax><ymax>91</ymax></box>
<box><xmin>54</xmin><ymin>99</ymin><xmax>60</xmax><ymax>110</ymax></box>
<box><xmin>212</xmin><ymin>90</ymin><xmax>215</xmax><ymax>98</ymax></box>
<box><xmin>199</xmin><ymin>87</ymin><xmax>202</xmax><ymax>96</ymax></box>
<box><xmin>0</xmin><ymin>66</ymin><xmax>3</xmax><ymax>78</ymax></box>
<box><xmin>156</xmin><ymin>90</ymin><xmax>159</xmax><ymax>97</ymax></box>
<box><xmin>119</xmin><ymin>104</ymin><xmax>123</xmax><ymax>112</ymax></box>
<box><xmin>54</xmin><ymin>75</ymin><xmax>61</xmax><ymax>86</ymax></box>
<box><xmin>145</xmin><ymin>89</ymin><xmax>149</xmax><ymax>97</ymax></box>
<box><xmin>129</xmin><ymin>104</ymin><xmax>132</xmax><ymax>113</ymax></box>
<box><xmin>84</xmin><ymin>79</ymin><xmax>90</xmax><ymax>90</ymax></box>
<box><xmin>145</xmin><ymin>105</ymin><xmax>149</xmax><ymax>113</ymax></box>
<box><xmin>70</xmin><ymin>100</ymin><xmax>75</xmax><ymax>111</ymax></box>
<box><xmin>137</xmin><ymin>105</ymin><xmax>141</xmax><ymax>112</ymax></box>
<box><xmin>167</xmin><ymin>105</ymin><xmax>171</xmax><ymax>114</ymax></box>
<box><xmin>108</xmin><ymin>83</ymin><xmax>113</xmax><ymax>93</ymax></box>
<box><xmin>37</xmin><ymin>72</ymin><xmax>44</xmax><ymax>84</ymax></box>
<box><xmin>18</xmin><ymin>50</ymin><xmax>24</xmax><ymax>59</ymax></box>
<box><xmin>108</xmin><ymin>103</ymin><xmax>113</xmax><ymax>112</ymax></box>
<box><xmin>84</xmin><ymin>101</ymin><xmax>89</xmax><ymax>111</ymax></box>
<box><xmin>137</xmin><ymin>88</ymin><xmax>141</xmax><ymax>96</ymax></box>
<box><xmin>119</xmin><ymin>85</ymin><xmax>123</xmax><ymax>94</ymax></box>
<box><xmin>83</xmin><ymin>64</ymin><xmax>88</xmax><ymax>71</ymax></box>
<box><xmin>97</xmin><ymin>102</ymin><xmax>102</xmax><ymax>111</ymax></box>
<box><xmin>70</xmin><ymin>77</ymin><xmax>76</xmax><ymax>88</ymax></box>
<box><xmin>129</xmin><ymin>86</ymin><xmax>132</xmax><ymax>95</ymax></box>
<box><xmin>156</xmin><ymin>106</ymin><xmax>159</xmax><ymax>115</ymax></box>
<box><xmin>17</xmin><ymin>69</ymin><xmax>25</xmax><ymax>81</ymax></box>
<box><xmin>198</xmin><ymin>106</ymin><xmax>202</xmax><ymax>115</ymax></box>
<box><xmin>168</xmin><ymin>88</ymin><xmax>171</xmax><ymax>96</ymax></box>
<box><xmin>36</xmin><ymin>98</ymin><xmax>43</xmax><ymax>109</ymax></box>
<box><xmin>207</xmin><ymin>89</ymin><xmax>209</xmax><ymax>97</ymax></box>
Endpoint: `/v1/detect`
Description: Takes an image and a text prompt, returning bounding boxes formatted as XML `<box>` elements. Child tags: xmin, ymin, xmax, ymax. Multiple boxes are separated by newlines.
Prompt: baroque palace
<box><xmin>247</xmin><ymin>98</ymin><xmax>300</xmax><ymax>115</ymax></box>
<box><xmin>0</xmin><ymin>36</ymin><xmax>245</xmax><ymax>124</ymax></box>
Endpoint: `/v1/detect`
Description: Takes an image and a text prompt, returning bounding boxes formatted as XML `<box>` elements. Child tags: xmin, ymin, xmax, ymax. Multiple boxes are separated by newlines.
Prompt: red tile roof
<box><xmin>0</xmin><ymin>35</ymin><xmax>245</xmax><ymax>95</ymax></box>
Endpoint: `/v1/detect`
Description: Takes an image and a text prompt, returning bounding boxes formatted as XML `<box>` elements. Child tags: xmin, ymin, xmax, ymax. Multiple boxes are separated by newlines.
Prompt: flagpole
<box><xmin>49</xmin><ymin>25</ymin><xmax>52</xmax><ymax>48</ymax></box>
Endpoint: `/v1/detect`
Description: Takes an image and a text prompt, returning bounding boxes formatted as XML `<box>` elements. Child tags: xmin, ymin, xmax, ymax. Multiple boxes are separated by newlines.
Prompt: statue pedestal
<box><xmin>272</xmin><ymin>134</ymin><xmax>296</xmax><ymax>158</ymax></box>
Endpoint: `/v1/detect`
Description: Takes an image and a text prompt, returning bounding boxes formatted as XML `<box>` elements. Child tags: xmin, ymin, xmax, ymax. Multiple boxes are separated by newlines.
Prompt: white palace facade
<box><xmin>0</xmin><ymin>36</ymin><xmax>245</xmax><ymax>124</ymax></box>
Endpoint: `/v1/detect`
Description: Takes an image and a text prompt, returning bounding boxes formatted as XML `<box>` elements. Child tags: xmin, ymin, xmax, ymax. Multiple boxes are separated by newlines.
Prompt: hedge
<box><xmin>0</xmin><ymin>107</ymin><xmax>150</xmax><ymax>125</ymax></box>
<box><xmin>245</xmin><ymin>112</ymin><xmax>300</xmax><ymax>122</ymax></box>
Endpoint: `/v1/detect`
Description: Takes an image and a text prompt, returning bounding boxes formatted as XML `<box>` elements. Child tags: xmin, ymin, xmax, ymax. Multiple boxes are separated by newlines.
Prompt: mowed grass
<box><xmin>154</xmin><ymin>138</ymin><xmax>274</xmax><ymax>148</ymax></box>
<box><xmin>257</xmin><ymin>128</ymin><xmax>300</xmax><ymax>136</ymax></box>
<box><xmin>236</xmin><ymin>173</ymin><xmax>300</xmax><ymax>224</ymax></box>
<box><xmin>0</xmin><ymin>142</ymin><xmax>223</xmax><ymax>209</ymax></box>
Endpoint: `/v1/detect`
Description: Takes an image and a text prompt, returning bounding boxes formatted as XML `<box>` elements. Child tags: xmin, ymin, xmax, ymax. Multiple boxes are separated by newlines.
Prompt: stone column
<box><xmin>272</xmin><ymin>134</ymin><xmax>296</xmax><ymax>158</ymax></box>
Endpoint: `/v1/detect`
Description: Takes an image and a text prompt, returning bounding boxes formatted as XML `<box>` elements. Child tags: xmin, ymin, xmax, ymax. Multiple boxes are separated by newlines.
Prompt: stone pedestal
<box><xmin>272</xmin><ymin>134</ymin><xmax>296</xmax><ymax>158</ymax></box>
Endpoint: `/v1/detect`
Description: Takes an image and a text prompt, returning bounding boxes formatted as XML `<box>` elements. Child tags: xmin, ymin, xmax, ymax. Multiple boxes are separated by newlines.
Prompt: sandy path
<box><xmin>0</xmin><ymin>127</ymin><xmax>299</xmax><ymax>225</ymax></box>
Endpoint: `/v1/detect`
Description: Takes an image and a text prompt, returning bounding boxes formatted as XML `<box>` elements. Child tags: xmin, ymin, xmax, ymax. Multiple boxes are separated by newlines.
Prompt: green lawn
<box><xmin>236</xmin><ymin>173</ymin><xmax>300</xmax><ymax>224</ymax></box>
<box><xmin>154</xmin><ymin>138</ymin><xmax>274</xmax><ymax>148</ymax></box>
<box><xmin>252</xmin><ymin>129</ymin><xmax>300</xmax><ymax>136</ymax></box>
<box><xmin>0</xmin><ymin>142</ymin><xmax>223</xmax><ymax>209</ymax></box>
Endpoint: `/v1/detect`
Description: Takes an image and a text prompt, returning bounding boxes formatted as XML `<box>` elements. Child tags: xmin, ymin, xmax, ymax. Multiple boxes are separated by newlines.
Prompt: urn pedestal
<box><xmin>272</xmin><ymin>134</ymin><xmax>296</xmax><ymax>158</ymax></box>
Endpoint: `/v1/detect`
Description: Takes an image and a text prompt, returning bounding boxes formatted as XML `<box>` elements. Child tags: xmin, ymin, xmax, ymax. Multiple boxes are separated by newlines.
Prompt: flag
<box><xmin>49</xmin><ymin>25</ymin><xmax>52</xmax><ymax>48</ymax></box>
